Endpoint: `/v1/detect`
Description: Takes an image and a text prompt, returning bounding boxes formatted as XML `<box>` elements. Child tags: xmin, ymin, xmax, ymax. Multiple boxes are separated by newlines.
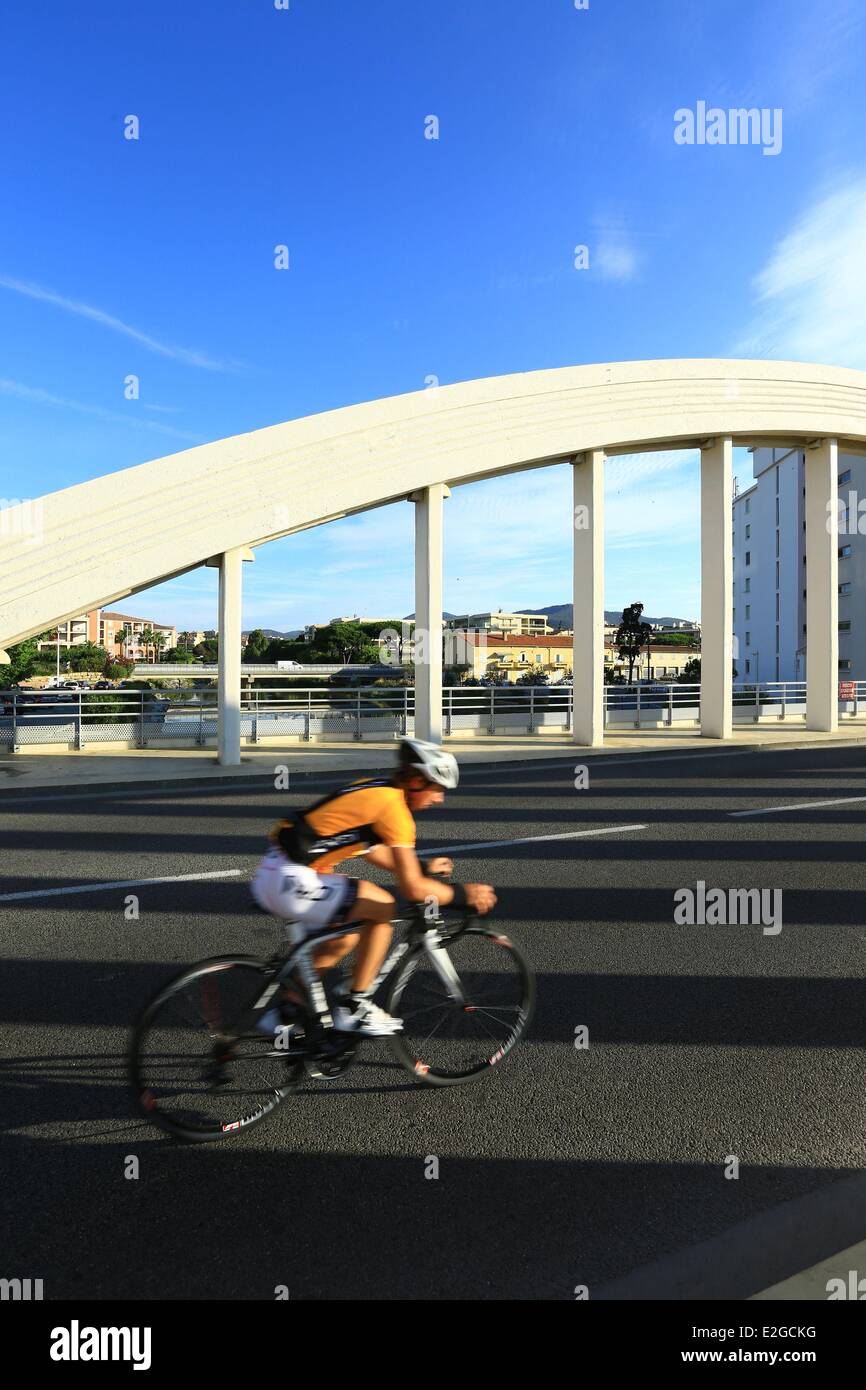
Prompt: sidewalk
<box><xmin>2</xmin><ymin>724</ymin><xmax>866</xmax><ymax>796</ymax></box>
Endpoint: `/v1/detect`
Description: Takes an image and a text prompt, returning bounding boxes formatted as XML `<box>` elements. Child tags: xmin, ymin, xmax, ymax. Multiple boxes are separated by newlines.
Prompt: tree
<box><xmin>138</xmin><ymin>627</ymin><xmax>155</xmax><ymax>662</ymax></box>
<box><xmin>4</xmin><ymin>631</ymin><xmax>67</xmax><ymax>684</ymax></box>
<box><xmin>152</xmin><ymin>631</ymin><xmax>167</xmax><ymax>662</ymax></box>
<box><xmin>310</xmin><ymin>621</ymin><xmax>378</xmax><ymax>664</ymax></box>
<box><xmin>244</xmin><ymin>628</ymin><xmax>270</xmax><ymax>662</ymax></box>
<box><xmin>66</xmin><ymin>642</ymin><xmax>109</xmax><ymax>673</ymax></box>
<box><xmin>516</xmin><ymin>668</ymin><xmax>549</xmax><ymax>685</ymax></box>
<box><xmin>679</xmin><ymin>657</ymin><xmax>701</xmax><ymax>683</ymax></box>
<box><xmin>616</xmin><ymin>603</ymin><xmax>652</xmax><ymax>683</ymax></box>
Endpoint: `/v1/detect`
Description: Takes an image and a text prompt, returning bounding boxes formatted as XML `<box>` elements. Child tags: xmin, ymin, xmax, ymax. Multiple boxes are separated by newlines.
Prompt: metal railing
<box><xmin>0</xmin><ymin>680</ymin><xmax>863</xmax><ymax>749</ymax></box>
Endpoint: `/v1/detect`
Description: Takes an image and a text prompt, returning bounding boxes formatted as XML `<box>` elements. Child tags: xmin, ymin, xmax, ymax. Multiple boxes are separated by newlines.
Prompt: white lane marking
<box><xmin>0</xmin><ymin>869</ymin><xmax>243</xmax><ymax>903</ymax></box>
<box><xmin>730</xmin><ymin>794</ymin><xmax>866</xmax><ymax>819</ymax></box>
<box><xmin>434</xmin><ymin>824</ymin><xmax>647</xmax><ymax>854</ymax></box>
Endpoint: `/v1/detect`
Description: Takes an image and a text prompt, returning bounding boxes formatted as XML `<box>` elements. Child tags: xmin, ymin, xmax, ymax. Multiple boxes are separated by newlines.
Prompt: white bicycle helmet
<box><xmin>398</xmin><ymin>737</ymin><xmax>459</xmax><ymax>789</ymax></box>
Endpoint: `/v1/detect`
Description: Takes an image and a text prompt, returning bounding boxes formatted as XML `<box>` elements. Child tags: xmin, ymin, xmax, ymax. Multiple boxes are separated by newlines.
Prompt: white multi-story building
<box><xmin>732</xmin><ymin>446</ymin><xmax>864</xmax><ymax>682</ymax></box>
<box><xmin>447</xmin><ymin>611</ymin><xmax>551</xmax><ymax>636</ymax></box>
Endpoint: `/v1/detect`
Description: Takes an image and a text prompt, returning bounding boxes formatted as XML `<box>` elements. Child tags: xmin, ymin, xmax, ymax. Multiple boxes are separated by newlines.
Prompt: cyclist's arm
<box><xmin>362</xmin><ymin>845</ymin><xmax>453</xmax><ymax>877</ymax></box>
<box><xmin>390</xmin><ymin>845</ymin><xmax>460</xmax><ymax>905</ymax></box>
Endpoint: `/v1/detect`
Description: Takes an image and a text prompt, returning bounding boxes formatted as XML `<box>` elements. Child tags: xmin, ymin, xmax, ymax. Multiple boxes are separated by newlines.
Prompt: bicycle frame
<box><xmin>252</xmin><ymin>906</ymin><xmax>475</xmax><ymax>1033</ymax></box>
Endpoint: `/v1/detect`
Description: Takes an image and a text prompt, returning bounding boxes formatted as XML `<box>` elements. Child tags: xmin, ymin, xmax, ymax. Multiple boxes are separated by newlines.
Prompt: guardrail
<box><xmin>0</xmin><ymin>680</ymin><xmax>862</xmax><ymax>750</ymax></box>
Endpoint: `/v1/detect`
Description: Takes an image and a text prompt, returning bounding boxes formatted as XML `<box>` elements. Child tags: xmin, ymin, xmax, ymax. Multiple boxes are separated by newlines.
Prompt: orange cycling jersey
<box><xmin>271</xmin><ymin>777</ymin><xmax>416</xmax><ymax>873</ymax></box>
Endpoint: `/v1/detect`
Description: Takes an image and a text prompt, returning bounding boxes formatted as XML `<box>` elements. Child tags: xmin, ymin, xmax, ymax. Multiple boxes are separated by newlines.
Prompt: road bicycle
<box><xmin>129</xmin><ymin>899</ymin><xmax>535</xmax><ymax>1142</ymax></box>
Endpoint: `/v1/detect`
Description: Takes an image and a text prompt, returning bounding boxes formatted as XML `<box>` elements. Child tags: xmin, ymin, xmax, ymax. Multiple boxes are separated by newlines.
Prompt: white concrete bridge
<box><xmin>2</xmin><ymin>358</ymin><xmax>865</xmax><ymax>763</ymax></box>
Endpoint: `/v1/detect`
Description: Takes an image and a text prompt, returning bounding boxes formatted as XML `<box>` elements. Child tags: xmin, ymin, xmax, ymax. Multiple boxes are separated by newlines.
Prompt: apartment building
<box><xmin>732</xmin><ymin>446</ymin><xmax>866</xmax><ymax>682</ymax></box>
<box><xmin>452</xmin><ymin>632</ymin><xmax>697</xmax><ymax>683</ymax></box>
<box><xmin>452</xmin><ymin>632</ymin><xmax>571</xmax><ymax>681</ymax></box>
<box><xmin>39</xmin><ymin>608</ymin><xmax>178</xmax><ymax>660</ymax></box>
<box><xmin>447</xmin><ymin>611</ymin><xmax>550</xmax><ymax>636</ymax></box>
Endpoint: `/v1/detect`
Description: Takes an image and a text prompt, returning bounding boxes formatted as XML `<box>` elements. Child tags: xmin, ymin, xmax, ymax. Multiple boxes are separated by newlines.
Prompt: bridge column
<box><xmin>572</xmin><ymin>451</ymin><xmax>605</xmax><ymax>746</ymax></box>
<box><xmin>208</xmin><ymin>547</ymin><xmax>254</xmax><ymax>766</ymax></box>
<box><xmin>411</xmin><ymin>484</ymin><xmax>450</xmax><ymax>743</ymax></box>
<box><xmin>806</xmin><ymin>438</ymin><xmax>839</xmax><ymax>731</ymax></box>
<box><xmin>700</xmin><ymin>437</ymin><xmax>733</xmax><ymax>739</ymax></box>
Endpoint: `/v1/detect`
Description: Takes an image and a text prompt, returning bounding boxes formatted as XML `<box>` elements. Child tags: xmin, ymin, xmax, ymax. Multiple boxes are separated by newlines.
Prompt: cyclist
<box><xmin>250</xmin><ymin>737</ymin><xmax>496</xmax><ymax>1036</ymax></box>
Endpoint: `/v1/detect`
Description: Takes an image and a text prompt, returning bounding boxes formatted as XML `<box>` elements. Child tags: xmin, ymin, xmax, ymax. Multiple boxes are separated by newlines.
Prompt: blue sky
<box><xmin>2</xmin><ymin>0</ymin><xmax>865</xmax><ymax>631</ymax></box>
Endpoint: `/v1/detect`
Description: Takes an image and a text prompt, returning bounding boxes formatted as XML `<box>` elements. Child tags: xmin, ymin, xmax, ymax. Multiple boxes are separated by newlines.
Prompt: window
<box><xmin>534</xmin><ymin>653</ymin><xmax>542</xmax><ymax>664</ymax></box>
<box><xmin>744</xmin><ymin>578</ymin><xmax>751</xmax><ymax>593</ymax></box>
<box><xmin>745</xmin><ymin>497</ymin><xmax>751</xmax><ymax>513</ymax></box>
<box><xmin>839</xmin><ymin>582</ymin><xmax>852</xmax><ymax>595</ymax></box>
<box><xmin>745</xmin><ymin>524</ymin><xmax>751</xmax><ymax>539</ymax></box>
<box><xmin>745</xmin><ymin>631</ymin><xmax>751</xmax><ymax>646</ymax></box>
<box><xmin>775</xmin><ymin>468</ymin><xmax>780</xmax><ymax>496</ymax></box>
<box><xmin>839</xmin><ymin>620</ymin><xmax>851</xmax><ymax>632</ymax></box>
<box><xmin>839</xmin><ymin>545</ymin><xmax>852</xmax><ymax>558</ymax></box>
<box><xmin>839</xmin><ymin>469</ymin><xmax>852</xmax><ymax>485</ymax></box>
<box><xmin>519</xmin><ymin>652</ymin><xmax>526</xmax><ymax>662</ymax></box>
<box><xmin>745</xmin><ymin>551</ymin><xmax>751</xmax><ymax>565</ymax></box>
<box><xmin>776</xmin><ymin>562</ymin><xmax>780</xmax><ymax>587</ymax></box>
<box><xmin>745</xmin><ymin>604</ymin><xmax>751</xmax><ymax>618</ymax></box>
<box><xmin>555</xmin><ymin>653</ymin><xmax>562</xmax><ymax>663</ymax></box>
<box><xmin>839</xmin><ymin>659</ymin><xmax>852</xmax><ymax>670</ymax></box>
<box><xmin>775</xmin><ymin>499</ymin><xmax>780</xmax><ymax>525</ymax></box>
<box><xmin>775</xmin><ymin>624</ymin><xmax>780</xmax><ymax>652</ymax></box>
<box><xmin>774</xmin><ymin>595</ymin><xmax>779</xmax><ymax>620</ymax></box>
<box><xmin>745</xmin><ymin>659</ymin><xmax>751</xmax><ymax>674</ymax></box>
<box><xmin>733</xmin><ymin>609</ymin><xmax>736</xmax><ymax>623</ymax></box>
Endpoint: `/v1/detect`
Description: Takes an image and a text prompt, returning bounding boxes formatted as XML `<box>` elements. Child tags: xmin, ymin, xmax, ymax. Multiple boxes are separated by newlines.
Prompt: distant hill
<box><xmin>520</xmin><ymin>604</ymin><xmax>696</xmax><ymax>630</ymax></box>
<box><xmin>243</xmin><ymin>628</ymin><xmax>303</xmax><ymax>639</ymax></box>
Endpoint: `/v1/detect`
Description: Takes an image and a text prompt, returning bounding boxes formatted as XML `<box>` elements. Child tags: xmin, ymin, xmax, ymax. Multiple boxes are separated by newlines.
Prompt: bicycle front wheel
<box><xmin>129</xmin><ymin>956</ymin><xmax>304</xmax><ymax>1141</ymax></box>
<box><xmin>385</xmin><ymin>925</ymin><xmax>534</xmax><ymax>1085</ymax></box>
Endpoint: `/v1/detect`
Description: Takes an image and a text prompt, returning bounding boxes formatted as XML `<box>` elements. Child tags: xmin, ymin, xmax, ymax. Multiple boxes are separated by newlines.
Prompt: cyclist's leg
<box><xmin>313</xmin><ymin>880</ymin><xmax>395</xmax><ymax>992</ymax></box>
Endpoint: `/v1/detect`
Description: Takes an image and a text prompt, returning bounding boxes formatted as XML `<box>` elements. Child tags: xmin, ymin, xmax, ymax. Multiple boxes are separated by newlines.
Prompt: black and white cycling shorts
<box><xmin>250</xmin><ymin>848</ymin><xmax>359</xmax><ymax>936</ymax></box>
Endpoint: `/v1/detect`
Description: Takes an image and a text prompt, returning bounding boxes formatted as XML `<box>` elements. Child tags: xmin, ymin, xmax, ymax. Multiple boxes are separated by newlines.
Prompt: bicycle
<box><xmin>128</xmin><ymin>899</ymin><xmax>535</xmax><ymax>1142</ymax></box>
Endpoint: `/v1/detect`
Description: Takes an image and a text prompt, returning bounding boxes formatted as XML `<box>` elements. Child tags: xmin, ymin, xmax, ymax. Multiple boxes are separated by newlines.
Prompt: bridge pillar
<box><xmin>700</xmin><ymin>437</ymin><xmax>733</xmax><ymax>739</ymax></box>
<box><xmin>806</xmin><ymin>438</ymin><xmax>839</xmax><ymax>731</ymax></box>
<box><xmin>572</xmin><ymin>451</ymin><xmax>605</xmax><ymax>746</ymax></box>
<box><xmin>411</xmin><ymin>484</ymin><xmax>450</xmax><ymax>743</ymax></box>
<box><xmin>208</xmin><ymin>547</ymin><xmax>254</xmax><ymax>765</ymax></box>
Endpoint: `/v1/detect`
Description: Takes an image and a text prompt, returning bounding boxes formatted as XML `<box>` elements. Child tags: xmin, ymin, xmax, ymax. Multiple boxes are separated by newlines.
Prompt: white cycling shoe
<box><xmin>332</xmin><ymin>996</ymin><xmax>403</xmax><ymax>1036</ymax></box>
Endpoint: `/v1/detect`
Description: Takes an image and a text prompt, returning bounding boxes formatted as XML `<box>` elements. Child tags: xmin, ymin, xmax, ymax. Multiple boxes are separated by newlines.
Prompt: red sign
<box><xmin>839</xmin><ymin>681</ymin><xmax>855</xmax><ymax>700</ymax></box>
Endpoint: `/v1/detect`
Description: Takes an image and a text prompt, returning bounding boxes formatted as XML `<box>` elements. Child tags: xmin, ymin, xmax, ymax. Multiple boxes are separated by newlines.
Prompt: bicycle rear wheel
<box><xmin>129</xmin><ymin>956</ymin><xmax>305</xmax><ymax>1142</ymax></box>
<box><xmin>385</xmin><ymin>925</ymin><xmax>534</xmax><ymax>1085</ymax></box>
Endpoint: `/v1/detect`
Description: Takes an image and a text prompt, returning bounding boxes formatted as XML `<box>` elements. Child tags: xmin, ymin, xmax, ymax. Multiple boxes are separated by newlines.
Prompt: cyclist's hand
<box><xmin>464</xmin><ymin>883</ymin><xmax>497</xmax><ymax>915</ymax></box>
<box><xmin>426</xmin><ymin>855</ymin><xmax>453</xmax><ymax>878</ymax></box>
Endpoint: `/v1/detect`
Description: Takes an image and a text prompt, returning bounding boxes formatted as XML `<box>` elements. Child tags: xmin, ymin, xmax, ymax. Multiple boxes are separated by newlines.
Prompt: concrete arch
<box><xmin>2</xmin><ymin>357</ymin><xmax>866</xmax><ymax>649</ymax></box>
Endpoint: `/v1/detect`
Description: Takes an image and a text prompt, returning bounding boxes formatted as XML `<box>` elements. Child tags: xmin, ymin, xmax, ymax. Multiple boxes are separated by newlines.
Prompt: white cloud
<box><xmin>0</xmin><ymin>378</ymin><xmax>202</xmax><ymax>442</ymax></box>
<box><xmin>0</xmin><ymin>274</ymin><xmax>245</xmax><ymax>372</ymax></box>
<box><xmin>594</xmin><ymin>237</ymin><xmax>640</xmax><ymax>282</ymax></box>
<box><xmin>735</xmin><ymin>177</ymin><xmax>866</xmax><ymax>367</ymax></box>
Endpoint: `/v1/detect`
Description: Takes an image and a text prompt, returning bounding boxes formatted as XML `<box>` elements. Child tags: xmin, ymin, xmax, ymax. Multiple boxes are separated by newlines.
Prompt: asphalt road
<box><xmin>1</xmin><ymin>742</ymin><xmax>865</xmax><ymax>1301</ymax></box>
